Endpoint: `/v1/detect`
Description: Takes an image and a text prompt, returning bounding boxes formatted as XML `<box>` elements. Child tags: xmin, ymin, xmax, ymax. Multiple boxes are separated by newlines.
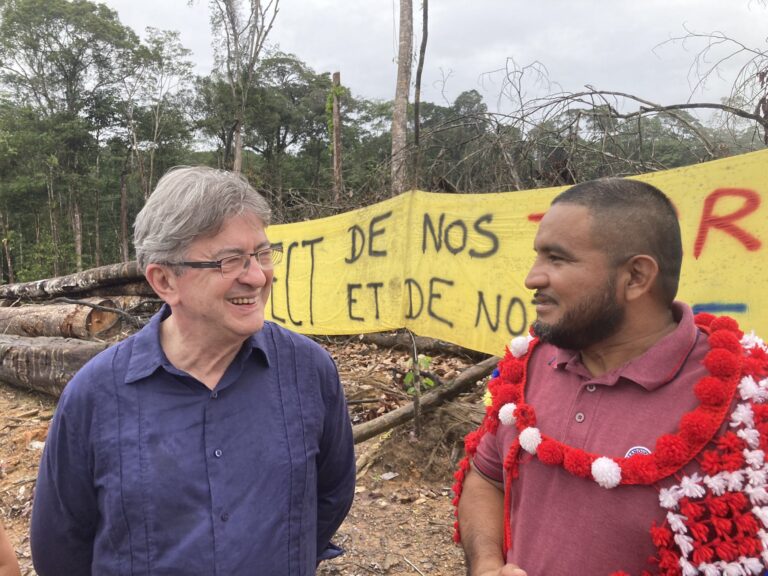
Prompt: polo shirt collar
<box><xmin>553</xmin><ymin>302</ymin><xmax>699</xmax><ymax>391</ymax></box>
<box><xmin>124</xmin><ymin>304</ymin><xmax>271</xmax><ymax>384</ymax></box>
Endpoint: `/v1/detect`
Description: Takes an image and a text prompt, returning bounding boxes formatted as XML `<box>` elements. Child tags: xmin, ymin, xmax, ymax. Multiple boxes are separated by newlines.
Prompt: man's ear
<box><xmin>622</xmin><ymin>255</ymin><xmax>659</xmax><ymax>302</ymax></box>
<box><xmin>145</xmin><ymin>264</ymin><xmax>179</xmax><ymax>305</ymax></box>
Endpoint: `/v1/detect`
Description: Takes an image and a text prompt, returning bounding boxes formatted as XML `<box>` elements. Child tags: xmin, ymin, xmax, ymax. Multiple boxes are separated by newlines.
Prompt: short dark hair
<box><xmin>551</xmin><ymin>178</ymin><xmax>682</xmax><ymax>305</ymax></box>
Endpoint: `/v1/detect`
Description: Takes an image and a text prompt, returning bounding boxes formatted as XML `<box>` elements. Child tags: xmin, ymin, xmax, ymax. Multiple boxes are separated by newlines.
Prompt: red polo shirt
<box><xmin>472</xmin><ymin>303</ymin><xmax>710</xmax><ymax>575</ymax></box>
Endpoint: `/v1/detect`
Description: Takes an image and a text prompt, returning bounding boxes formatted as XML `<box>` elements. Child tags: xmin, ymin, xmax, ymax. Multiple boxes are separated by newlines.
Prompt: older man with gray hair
<box><xmin>31</xmin><ymin>166</ymin><xmax>355</xmax><ymax>575</ymax></box>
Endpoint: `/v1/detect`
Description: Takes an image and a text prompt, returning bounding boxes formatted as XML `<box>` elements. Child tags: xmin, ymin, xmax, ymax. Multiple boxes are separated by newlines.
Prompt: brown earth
<box><xmin>0</xmin><ymin>336</ymin><xmax>486</xmax><ymax>575</ymax></box>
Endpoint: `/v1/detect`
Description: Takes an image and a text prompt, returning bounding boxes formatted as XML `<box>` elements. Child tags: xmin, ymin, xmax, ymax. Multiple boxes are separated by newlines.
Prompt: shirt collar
<box><xmin>124</xmin><ymin>304</ymin><xmax>271</xmax><ymax>384</ymax></box>
<box><xmin>553</xmin><ymin>302</ymin><xmax>699</xmax><ymax>391</ymax></box>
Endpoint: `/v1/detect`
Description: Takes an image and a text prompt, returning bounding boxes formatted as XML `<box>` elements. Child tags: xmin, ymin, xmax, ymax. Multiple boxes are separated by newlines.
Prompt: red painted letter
<box><xmin>693</xmin><ymin>188</ymin><xmax>762</xmax><ymax>259</ymax></box>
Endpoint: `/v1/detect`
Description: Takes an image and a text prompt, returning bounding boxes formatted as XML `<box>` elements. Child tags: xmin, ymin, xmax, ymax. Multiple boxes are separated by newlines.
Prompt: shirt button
<box><xmin>211</xmin><ymin>391</ymin><xmax>218</xmax><ymax>399</ymax></box>
<box><xmin>221</xmin><ymin>512</ymin><xmax>230</xmax><ymax>522</ymax></box>
<box><xmin>214</xmin><ymin>449</ymin><xmax>223</xmax><ymax>458</ymax></box>
<box><xmin>575</xmin><ymin>412</ymin><xmax>585</xmax><ymax>423</ymax></box>
<box><xmin>586</xmin><ymin>384</ymin><xmax>597</xmax><ymax>392</ymax></box>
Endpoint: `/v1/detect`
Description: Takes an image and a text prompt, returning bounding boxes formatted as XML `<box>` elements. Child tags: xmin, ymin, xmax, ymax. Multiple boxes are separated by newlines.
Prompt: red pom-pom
<box><xmin>486</xmin><ymin>376</ymin><xmax>502</xmax><ymax>396</ymax></box>
<box><xmin>699</xmin><ymin>449</ymin><xmax>723</xmax><ymax>475</ymax></box>
<box><xmin>716</xmin><ymin>431</ymin><xmax>746</xmax><ymax>453</ymax></box>
<box><xmin>621</xmin><ymin>454</ymin><xmax>658</xmax><ymax>484</ymax></box>
<box><xmin>707</xmin><ymin>330</ymin><xmax>743</xmax><ymax>354</ymax></box>
<box><xmin>491</xmin><ymin>385</ymin><xmax>520</xmax><ymax>410</ymax></box>
<box><xmin>536</xmin><ymin>438</ymin><xmax>564</xmax><ymax>465</ymax></box>
<box><xmin>563</xmin><ymin>447</ymin><xmax>593</xmax><ymax>478</ymax></box>
<box><xmin>709</xmin><ymin>316</ymin><xmax>743</xmax><ymax>339</ymax></box>
<box><xmin>679</xmin><ymin>409</ymin><xmax>716</xmax><ymax>444</ymax></box>
<box><xmin>650</xmin><ymin>523</ymin><xmax>673</xmax><ymax>547</ymax></box>
<box><xmin>500</xmin><ymin>360</ymin><xmax>524</xmax><ymax>383</ymax></box>
<box><xmin>654</xmin><ymin>434</ymin><xmax>689</xmax><ymax>468</ymax></box>
<box><xmin>691</xmin><ymin>543</ymin><xmax>714</xmax><ymax>565</ymax></box>
<box><xmin>694</xmin><ymin>312</ymin><xmax>716</xmax><ymax>328</ymax></box>
<box><xmin>702</xmin><ymin>348</ymin><xmax>741</xmax><ymax>378</ymax></box>
<box><xmin>693</xmin><ymin>375</ymin><xmax>731</xmax><ymax>406</ymax></box>
<box><xmin>513</xmin><ymin>403</ymin><xmax>536</xmax><ymax>429</ymax></box>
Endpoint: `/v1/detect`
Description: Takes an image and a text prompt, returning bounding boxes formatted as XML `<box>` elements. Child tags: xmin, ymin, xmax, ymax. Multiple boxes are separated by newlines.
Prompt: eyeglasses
<box><xmin>171</xmin><ymin>245</ymin><xmax>283</xmax><ymax>279</ymax></box>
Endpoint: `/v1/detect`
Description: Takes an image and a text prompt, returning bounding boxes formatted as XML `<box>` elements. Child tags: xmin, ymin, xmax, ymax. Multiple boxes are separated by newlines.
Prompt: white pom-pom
<box><xmin>753</xmin><ymin>505</ymin><xmax>768</xmax><ymax>527</ymax></box>
<box><xmin>679</xmin><ymin>557</ymin><xmax>697</xmax><ymax>576</ymax></box>
<box><xmin>704</xmin><ymin>473</ymin><xmax>728</xmax><ymax>496</ymax></box>
<box><xmin>741</xmin><ymin>556</ymin><xmax>763</xmax><ymax>574</ymax></box>
<box><xmin>700</xmin><ymin>564</ymin><xmax>720</xmax><ymax>576</ymax></box>
<box><xmin>591</xmin><ymin>456</ymin><xmax>621</xmax><ymax>489</ymax></box>
<box><xmin>723</xmin><ymin>562</ymin><xmax>746</xmax><ymax>576</ymax></box>
<box><xmin>659</xmin><ymin>485</ymin><xmax>684</xmax><ymax>509</ymax></box>
<box><xmin>742</xmin><ymin>331</ymin><xmax>766</xmax><ymax>351</ymax></box>
<box><xmin>509</xmin><ymin>335</ymin><xmax>533</xmax><ymax>358</ymax></box>
<box><xmin>674</xmin><ymin>534</ymin><xmax>694</xmax><ymax>557</ymax></box>
<box><xmin>743</xmin><ymin>448</ymin><xmax>765</xmax><ymax>467</ymax></box>
<box><xmin>738</xmin><ymin>429</ymin><xmax>761</xmax><ymax>450</ymax></box>
<box><xmin>679</xmin><ymin>474</ymin><xmax>705</xmax><ymax>498</ymax></box>
<box><xmin>667</xmin><ymin>511</ymin><xmax>687</xmax><ymax>533</ymax></box>
<box><xmin>724</xmin><ymin>471</ymin><xmax>745</xmax><ymax>491</ymax></box>
<box><xmin>739</xmin><ymin>376</ymin><xmax>761</xmax><ymax>402</ymax></box>
<box><xmin>731</xmin><ymin>403</ymin><xmax>755</xmax><ymax>429</ymax></box>
<box><xmin>518</xmin><ymin>427</ymin><xmax>542</xmax><ymax>454</ymax></box>
<box><xmin>498</xmin><ymin>403</ymin><xmax>517</xmax><ymax>426</ymax></box>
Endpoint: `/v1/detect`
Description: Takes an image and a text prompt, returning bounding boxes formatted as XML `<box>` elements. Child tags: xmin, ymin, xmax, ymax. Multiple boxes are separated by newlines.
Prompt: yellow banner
<box><xmin>267</xmin><ymin>149</ymin><xmax>768</xmax><ymax>356</ymax></box>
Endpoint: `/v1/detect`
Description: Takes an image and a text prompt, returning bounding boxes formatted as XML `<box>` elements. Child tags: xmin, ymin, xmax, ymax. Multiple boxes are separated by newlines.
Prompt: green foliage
<box><xmin>404</xmin><ymin>354</ymin><xmax>435</xmax><ymax>395</ymax></box>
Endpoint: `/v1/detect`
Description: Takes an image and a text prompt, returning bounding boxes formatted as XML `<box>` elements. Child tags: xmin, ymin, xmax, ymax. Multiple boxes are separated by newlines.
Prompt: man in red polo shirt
<box><xmin>455</xmin><ymin>178</ymin><xmax>768</xmax><ymax>575</ymax></box>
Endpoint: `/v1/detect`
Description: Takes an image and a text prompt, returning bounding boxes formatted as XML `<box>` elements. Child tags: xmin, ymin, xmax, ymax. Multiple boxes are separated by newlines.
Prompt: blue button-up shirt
<box><xmin>31</xmin><ymin>307</ymin><xmax>355</xmax><ymax>575</ymax></box>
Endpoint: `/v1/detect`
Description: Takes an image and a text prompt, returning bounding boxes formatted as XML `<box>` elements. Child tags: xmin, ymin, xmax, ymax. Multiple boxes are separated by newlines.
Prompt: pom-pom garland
<box><xmin>452</xmin><ymin>315</ymin><xmax>768</xmax><ymax>574</ymax></box>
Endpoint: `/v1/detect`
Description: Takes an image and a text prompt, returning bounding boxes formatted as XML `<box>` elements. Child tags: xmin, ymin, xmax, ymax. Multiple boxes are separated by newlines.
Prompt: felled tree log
<box><xmin>0</xmin><ymin>298</ymin><xmax>122</xmax><ymax>339</ymax></box>
<box><xmin>352</xmin><ymin>355</ymin><xmax>499</xmax><ymax>444</ymax></box>
<box><xmin>0</xmin><ymin>261</ymin><xmax>145</xmax><ymax>302</ymax></box>
<box><xmin>0</xmin><ymin>335</ymin><xmax>109</xmax><ymax>397</ymax></box>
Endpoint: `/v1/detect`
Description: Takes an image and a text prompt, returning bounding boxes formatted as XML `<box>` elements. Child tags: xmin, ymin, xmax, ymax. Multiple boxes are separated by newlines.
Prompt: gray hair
<box><xmin>133</xmin><ymin>166</ymin><xmax>272</xmax><ymax>271</ymax></box>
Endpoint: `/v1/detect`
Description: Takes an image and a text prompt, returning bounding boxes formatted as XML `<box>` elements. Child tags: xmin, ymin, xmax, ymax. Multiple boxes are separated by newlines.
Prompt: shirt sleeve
<box><xmin>471</xmin><ymin>425</ymin><xmax>506</xmax><ymax>483</ymax></box>
<box><xmin>31</xmin><ymin>365</ymin><xmax>100</xmax><ymax>576</ymax></box>
<box><xmin>314</xmin><ymin>349</ymin><xmax>356</xmax><ymax>559</ymax></box>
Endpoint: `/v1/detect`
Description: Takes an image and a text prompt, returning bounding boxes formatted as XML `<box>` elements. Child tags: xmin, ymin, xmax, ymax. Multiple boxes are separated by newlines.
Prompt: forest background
<box><xmin>0</xmin><ymin>0</ymin><xmax>766</xmax><ymax>286</ymax></box>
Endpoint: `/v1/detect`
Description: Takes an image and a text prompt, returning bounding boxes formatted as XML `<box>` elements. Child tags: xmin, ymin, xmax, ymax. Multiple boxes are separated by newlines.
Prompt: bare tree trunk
<box><xmin>47</xmin><ymin>164</ymin><xmax>60</xmax><ymax>277</ymax></box>
<box><xmin>72</xmin><ymin>199</ymin><xmax>83</xmax><ymax>273</ymax></box>
<box><xmin>412</xmin><ymin>0</ymin><xmax>428</xmax><ymax>189</ymax></box>
<box><xmin>332</xmin><ymin>71</ymin><xmax>344</xmax><ymax>202</ymax></box>
<box><xmin>210</xmin><ymin>0</ymin><xmax>281</xmax><ymax>174</ymax></box>
<box><xmin>390</xmin><ymin>0</ymin><xmax>413</xmax><ymax>196</ymax></box>
<box><xmin>120</xmin><ymin>167</ymin><xmax>130</xmax><ymax>262</ymax></box>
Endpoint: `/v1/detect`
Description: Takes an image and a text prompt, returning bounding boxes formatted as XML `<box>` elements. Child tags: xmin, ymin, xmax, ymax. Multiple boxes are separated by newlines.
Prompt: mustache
<box><xmin>531</xmin><ymin>292</ymin><xmax>556</xmax><ymax>305</ymax></box>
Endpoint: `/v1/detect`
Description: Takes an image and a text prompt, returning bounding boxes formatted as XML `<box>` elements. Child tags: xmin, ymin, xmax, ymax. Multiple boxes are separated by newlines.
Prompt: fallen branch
<box><xmin>352</xmin><ymin>355</ymin><xmax>499</xmax><ymax>444</ymax></box>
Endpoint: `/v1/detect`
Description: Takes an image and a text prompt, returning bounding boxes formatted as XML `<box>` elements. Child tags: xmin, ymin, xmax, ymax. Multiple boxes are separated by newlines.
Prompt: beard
<box><xmin>531</xmin><ymin>276</ymin><xmax>625</xmax><ymax>351</ymax></box>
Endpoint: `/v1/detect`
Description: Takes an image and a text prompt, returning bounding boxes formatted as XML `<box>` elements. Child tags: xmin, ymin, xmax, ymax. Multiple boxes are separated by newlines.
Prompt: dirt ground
<box><xmin>0</xmin><ymin>335</ymin><xmax>485</xmax><ymax>575</ymax></box>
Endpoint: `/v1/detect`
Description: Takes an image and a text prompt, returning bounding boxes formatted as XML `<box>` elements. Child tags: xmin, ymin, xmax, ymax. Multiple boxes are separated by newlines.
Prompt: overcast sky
<box><xmin>99</xmin><ymin>0</ymin><xmax>766</xmax><ymax>115</ymax></box>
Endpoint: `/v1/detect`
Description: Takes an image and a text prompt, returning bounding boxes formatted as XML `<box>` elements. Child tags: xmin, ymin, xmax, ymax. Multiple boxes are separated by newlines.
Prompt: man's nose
<box><xmin>524</xmin><ymin>262</ymin><xmax>545</xmax><ymax>290</ymax></box>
